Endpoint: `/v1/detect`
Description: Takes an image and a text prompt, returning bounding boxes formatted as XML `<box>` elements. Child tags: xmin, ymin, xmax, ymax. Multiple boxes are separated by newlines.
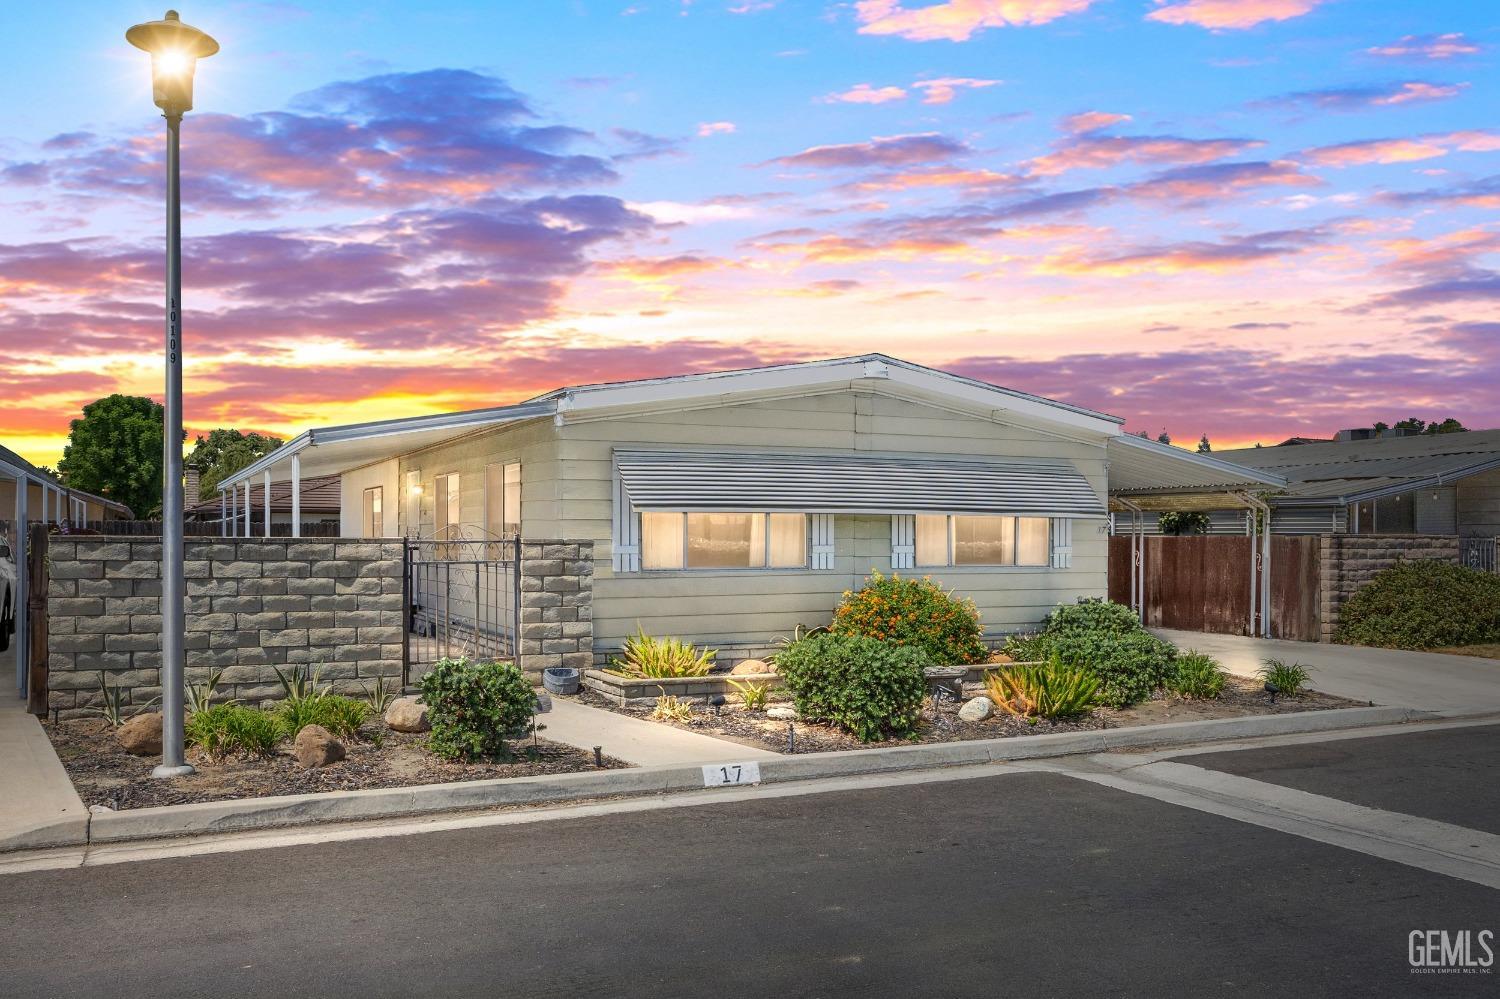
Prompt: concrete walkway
<box><xmin>542</xmin><ymin>697</ymin><xmax>778</xmax><ymax>766</ymax></box>
<box><xmin>1155</xmin><ymin>629</ymin><xmax>1500</xmax><ymax>713</ymax></box>
<box><xmin>0</xmin><ymin>691</ymin><xmax>88</xmax><ymax>851</ymax></box>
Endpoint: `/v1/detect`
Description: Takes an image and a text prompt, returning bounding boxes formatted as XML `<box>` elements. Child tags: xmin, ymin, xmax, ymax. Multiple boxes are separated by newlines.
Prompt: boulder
<box><xmin>384</xmin><ymin>696</ymin><xmax>430</xmax><ymax>733</ymax></box>
<box><xmin>957</xmin><ymin>696</ymin><xmax>995</xmax><ymax>722</ymax></box>
<box><xmin>729</xmin><ymin>659</ymin><xmax>775</xmax><ymax>676</ymax></box>
<box><xmin>116</xmin><ymin>712</ymin><xmax>163</xmax><ymax>756</ymax></box>
<box><xmin>293</xmin><ymin>725</ymin><xmax>346</xmax><ymax>770</ymax></box>
<box><xmin>767</xmin><ymin>705</ymin><xmax>799</xmax><ymax>721</ymax></box>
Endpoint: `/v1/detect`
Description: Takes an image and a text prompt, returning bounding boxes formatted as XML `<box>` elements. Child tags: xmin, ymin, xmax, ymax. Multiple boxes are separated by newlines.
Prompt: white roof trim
<box><xmin>1107</xmin><ymin>434</ymin><xmax>1287</xmax><ymax>495</ymax></box>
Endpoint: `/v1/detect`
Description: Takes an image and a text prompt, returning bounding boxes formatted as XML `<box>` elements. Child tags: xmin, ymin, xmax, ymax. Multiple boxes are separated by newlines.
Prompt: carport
<box><xmin>1104</xmin><ymin>435</ymin><xmax>1287</xmax><ymax>637</ymax></box>
<box><xmin>0</xmin><ymin>444</ymin><xmax>68</xmax><ymax>702</ymax></box>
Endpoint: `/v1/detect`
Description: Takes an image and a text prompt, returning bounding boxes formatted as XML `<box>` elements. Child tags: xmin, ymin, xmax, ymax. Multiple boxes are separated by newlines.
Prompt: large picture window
<box><xmin>641</xmin><ymin>512</ymin><xmax>807</xmax><ymax>570</ymax></box>
<box><xmin>916</xmin><ymin>514</ymin><xmax>1050</xmax><ymax>567</ymax></box>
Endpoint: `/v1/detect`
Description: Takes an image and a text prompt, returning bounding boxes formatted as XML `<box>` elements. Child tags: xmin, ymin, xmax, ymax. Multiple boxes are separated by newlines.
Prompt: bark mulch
<box><xmin>46</xmin><ymin>719</ymin><xmax>629</xmax><ymax>811</ymax></box>
<box><xmin>578</xmin><ymin>676</ymin><xmax>1361</xmax><ymax>755</ymax></box>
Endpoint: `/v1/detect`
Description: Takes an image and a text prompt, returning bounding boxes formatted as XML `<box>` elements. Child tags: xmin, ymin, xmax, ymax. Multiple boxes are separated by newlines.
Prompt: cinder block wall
<box><xmin>517</xmin><ymin>539</ymin><xmax>594</xmax><ymax>677</ymax></box>
<box><xmin>46</xmin><ymin>537</ymin><xmax>405</xmax><ymax>719</ymax></box>
<box><xmin>1317</xmin><ymin>534</ymin><xmax>1459</xmax><ymax>642</ymax></box>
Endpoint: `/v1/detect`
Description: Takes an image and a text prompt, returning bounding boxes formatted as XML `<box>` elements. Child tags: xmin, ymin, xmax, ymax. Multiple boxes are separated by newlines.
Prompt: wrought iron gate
<box><xmin>403</xmin><ymin>535</ymin><xmax>521</xmax><ymax>686</ymax></box>
<box><xmin>1462</xmin><ymin>537</ymin><xmax>1498</xmax><ymax>574</ymax></box>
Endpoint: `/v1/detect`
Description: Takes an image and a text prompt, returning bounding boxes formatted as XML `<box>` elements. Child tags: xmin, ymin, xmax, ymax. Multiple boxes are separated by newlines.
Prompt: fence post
<box><xmin>26</xmin><ymin>523</ymin><xmax>48</xmax><ymax>716</ymax></box>
<box><xmin>401</xmin><ymin>541</ymin><xmax>411</xmax><ymax>689</ymax></box>
<box><xmin>512</xmin><ymin>534</ymin><xmax>522</xmax><ymax>662</ymax></box>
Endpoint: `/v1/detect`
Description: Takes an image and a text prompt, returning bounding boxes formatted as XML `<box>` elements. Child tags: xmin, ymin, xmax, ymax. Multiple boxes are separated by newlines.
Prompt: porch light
<box><xmin>409</xmin><ymin>484</ymin><xmax>425</xmax><ymax>496</ymax></box>
<box><xmin>126</xmin><ymin>10</ymin><xmax>219</xmax><ymax>116</ymax></box>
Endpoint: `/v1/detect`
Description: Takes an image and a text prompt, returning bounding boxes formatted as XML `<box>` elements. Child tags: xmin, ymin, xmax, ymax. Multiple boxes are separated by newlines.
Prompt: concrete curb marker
<box><xmin>75</xmin><ymin>705</ymin><xmax>1446</xmax><ymax>846</ymax></box>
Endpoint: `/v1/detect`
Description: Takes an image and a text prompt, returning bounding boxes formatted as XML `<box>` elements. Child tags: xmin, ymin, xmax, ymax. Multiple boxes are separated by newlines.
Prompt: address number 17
<box><xmin>702</xmin><ymin>761</ymin><xmax>761</xmax><ymax>787</ymax></box>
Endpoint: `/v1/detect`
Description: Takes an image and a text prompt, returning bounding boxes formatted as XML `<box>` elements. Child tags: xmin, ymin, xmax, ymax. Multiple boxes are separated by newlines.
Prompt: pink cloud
<box><xmin>854</xmin><ymin>0</ymin><xmax>1095</xmax><ymax>42</ymax></box>
<box><xmin>1026</xmin><ymin>134</ymin><xmax>1262</xmax><ymax>176</ymax></box>
<box><xmin>766</xmin><ymin>132</ymin><xmax>970</xmax><ymax>169</ymax></box>
<box><xmin>1146</xmin><ymin>0</ymin><xmax>1324</xmax><ymax>31</ymax></box>
<box><xmin>1061</xmin><ymin>111</ymin><xmax>1132</xmax><ymax>134</ymax></box>
<box><xmin>1301</xmin><ymin>130</ymin><xmax>1500</xmax><ymax>167</ymax></box>
<box><xmin>696</xmin><ymin>121</ymin><xmax>737</xmax><ymax>137</ymax></box>
<box><xmin>823</xmin><ymin>83</ymin><xmax>909</xmax><ymax>105</ymax></box>
<box><xmin>912</xmin><ymin>77</ymin><xmax>1001</xmax><ymax>104</ymax></box>
<box><xmin>1258</xmin><ymin>80</ymin><xmax>1468</xmax><ymax>112</ymax></box>
<box><xmin>1036</xmin><ymin>227</ymin><xmax>1324</xmax><ymax>276</ymax></box>
<box><xmin>1366</xmin><ymin>34</ymin><xmax>1482</xmax><ymax>61</ymax></box>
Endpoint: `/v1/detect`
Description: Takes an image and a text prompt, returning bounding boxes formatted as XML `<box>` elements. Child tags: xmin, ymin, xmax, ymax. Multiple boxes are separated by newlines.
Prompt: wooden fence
<box><xmin>1108</xmin><ymin>534</ymin><xmax>1321</xmax><ymax>642</ymax></box>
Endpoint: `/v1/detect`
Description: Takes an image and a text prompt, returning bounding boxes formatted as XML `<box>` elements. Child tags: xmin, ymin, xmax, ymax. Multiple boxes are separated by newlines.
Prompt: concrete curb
<box><xmin>83</xmin><ymin>705</ymin><xmax>1433</xmax><ymax>845</ymax></box>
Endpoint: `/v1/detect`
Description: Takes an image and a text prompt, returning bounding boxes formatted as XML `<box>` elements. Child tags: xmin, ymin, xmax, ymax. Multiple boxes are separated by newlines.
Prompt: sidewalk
<box><xmin>0</xmin><ymin>692</ymin><xmax>88</xmax><ymax>851</ymax></box>
<box><xmin>542</xmin><ymin>697</ymin><xmax>778</xmax><ymax>766</ymax></box>
<box><xmin>1155</xmin><ymin>629</ymin><xmax>1500</xmax><ymax>713</ymax></box>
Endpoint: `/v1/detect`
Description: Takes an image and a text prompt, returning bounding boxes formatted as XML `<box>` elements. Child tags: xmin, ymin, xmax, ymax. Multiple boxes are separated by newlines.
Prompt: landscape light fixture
<box><xmin>126</xmin><ymin>10</ymin><xmax>219</xmax><ymax>779</ymax></box>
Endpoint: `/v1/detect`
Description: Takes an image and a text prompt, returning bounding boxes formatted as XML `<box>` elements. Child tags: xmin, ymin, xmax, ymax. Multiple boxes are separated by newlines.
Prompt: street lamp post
<box><xmin>127</xmin><ymin>10</ymin><xmax>218</xmax><ymax>779</ymax></box>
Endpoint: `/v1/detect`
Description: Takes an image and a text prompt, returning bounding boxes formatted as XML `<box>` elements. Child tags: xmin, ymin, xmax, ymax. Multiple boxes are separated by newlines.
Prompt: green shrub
<box><xmin>1167</xmin><ymin>651</ymin><xmax>1227</xmax><ymax>700</ymax></box>
<box><xmin>613</xmin><ymin>626</ymin><xmax>716</xmax><ymax>678</ymax></box>
<box><xmin>310</xmin><ymin>696</ymin><xmax>373</xmax><ymax>740</ymax></box>
<box><xmin>986</xmin><ymin>661</ymin><xmax>1101</xmax><ymax>719</ymax></box>
<box><xmin>1258</xmin><ymin>658</ymin><xmax>1312</xmax><ymax>696</ymax></box>
<box><xmin>775</xmin><ymin>633</ymin><xmax>930</xmax><ymax>742</ymax></box>
<box><xmin>1004</xmin><ymin>600</ymin><xmax>1174</xmax><ymax>707</ymax></box>
<box><xmin>419</xmin><ymin>657</ymin><xmax>538</xmax><ymax>761</ymax></box>
<box><xmin>186</xmin><ymin>704</ymin><xmax>281</xmax><ymax>761</ymax></box>
<box><xmin>831</xmin><ymin>570</ymin><xmax>987</xmax><ymax>665</ymax></box>
<box><xmin>1335</xmin><ymin>560</ymin><xmax>1500</xmax><ymax>650</ymax></box>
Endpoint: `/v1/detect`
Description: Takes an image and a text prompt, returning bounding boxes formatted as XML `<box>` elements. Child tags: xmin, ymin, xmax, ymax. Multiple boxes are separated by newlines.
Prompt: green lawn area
<box><xmin>1433</xmin><ymin>644</ymin><xmax>1500</xmax><ymax>660</ymax></box>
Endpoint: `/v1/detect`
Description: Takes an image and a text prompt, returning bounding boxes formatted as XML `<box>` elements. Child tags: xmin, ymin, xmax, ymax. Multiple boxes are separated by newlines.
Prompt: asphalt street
<box><xmin>2</xmin><ymin>726</ymin><xmax>1497</xmax><ymax>998</ymax></box>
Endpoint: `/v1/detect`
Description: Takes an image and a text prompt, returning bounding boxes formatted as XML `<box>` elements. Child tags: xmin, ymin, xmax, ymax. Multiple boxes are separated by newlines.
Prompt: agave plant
<box><xmin>1258</xmin><ymin>658</ymin><xmax>1313</xmax><ymax>696</ymax></box>
<box><xmin>613</xmin><ymin>625</ymin><xmax>715</xmax><ymax>679</ymax></box>
<box><xmin>92</xmin><ymin>672</ymin><xmax>160</xmax><ymax>728</ymax></box>
<box><xmin>361</xmin><ymin>674</ymin><xmax>397</xmax><ymax>715</ymax></box>
<box><xmin>986</xmin><ymin>661</ymin><xmax>1101</xmax><ymax>720</ymax></box>
<box><xmin>185</xmin><ymin>667</ymin><xmax>234</xmax><ymax>716</ymax></box>
<box><xmin>726</xmin><ymin>678</ymin><xmax>771</xmax><ymax>711</ymax></box>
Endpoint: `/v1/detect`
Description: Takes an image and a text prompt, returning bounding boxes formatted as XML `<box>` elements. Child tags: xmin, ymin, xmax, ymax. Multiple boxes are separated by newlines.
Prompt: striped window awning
<box><xmin>615</xmin><ymin>450</ymin><xmax>1105</xmax><ymax>516</ymax></box>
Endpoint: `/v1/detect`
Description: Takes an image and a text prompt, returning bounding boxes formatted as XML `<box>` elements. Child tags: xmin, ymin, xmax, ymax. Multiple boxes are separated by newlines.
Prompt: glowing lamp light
<box><xmin>126</xmin><ymin>10</ymin><xmax>219</xmax><ymax>116</ymax></box>
<box><xmin>409</xmin><ymin>484</ymin><xmax>425</xmax><ymax>496</ymax></box>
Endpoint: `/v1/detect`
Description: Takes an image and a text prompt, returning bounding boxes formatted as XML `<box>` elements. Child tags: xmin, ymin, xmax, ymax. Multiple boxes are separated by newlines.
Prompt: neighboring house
<box><xmin>218</xmin><ymin>355</ymin><xmax>1281</xmax><ymax>658</ymax></box>
<box><xmin>188</xmin><ymin>473</ymin><xmax>342</xmax><ymax>533</ymax></box>
<box><xmin>1216</xmin><ymin>429</ymin><xmax>1500</xmax><ymax>538</ymax></box>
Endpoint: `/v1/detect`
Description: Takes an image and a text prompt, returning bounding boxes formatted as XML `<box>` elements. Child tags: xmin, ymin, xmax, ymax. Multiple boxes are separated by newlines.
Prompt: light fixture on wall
<box><xmin>409</xmin><ymin>484</ymin><xmax>424</xmax><ymax>496</ymax></box>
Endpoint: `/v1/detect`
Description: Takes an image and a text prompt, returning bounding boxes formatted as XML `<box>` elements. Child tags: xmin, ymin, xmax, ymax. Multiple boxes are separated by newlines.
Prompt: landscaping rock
<box><xmin>534</xmin><ymin>692</ymin><xmax>553</xmax><ymax>714</ymax></box>
<box><xmin>957</xmin><ymin>696</ymin><xmax>995</xmax><ymax>722</ymax></box>
<box><xmin>384</xmin><ymin>696</ymin><xmax>430</xmax><ymax>733</ymax></box>
<box><xmin>767</xmin><ymin>705</ymin><xmax>799</xmax><ymax>721</ymax></box>
<box><xmin>730</xmin><ymin>658</ymin><xmax>775</xmax><ymax>675</ymax></box>
<box><xmin>293</xmin><ymin>725</ymin><xmax>345</xmax><ymax>769</ymax></box>
<box><xmin>116</xmin><ymin>712</ymin><xmax>163</xmax><ymax>756</ymax></box>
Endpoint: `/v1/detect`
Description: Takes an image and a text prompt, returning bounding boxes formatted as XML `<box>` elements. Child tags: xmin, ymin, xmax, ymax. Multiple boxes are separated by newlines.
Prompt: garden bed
<box><xmin>45</xmin><ymin>719</ymin><xmax>629</xmax><ymax>811</ymax></box>
<box><xmin>575</xmin><ymin>676</ymin><xmax>1362</xmax><ymax>755</ymax></box>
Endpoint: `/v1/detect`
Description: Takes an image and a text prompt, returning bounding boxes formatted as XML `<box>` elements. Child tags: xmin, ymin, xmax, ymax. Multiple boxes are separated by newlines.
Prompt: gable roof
<box><xmin>1217</xmin><ymin>429</ymin><xmax>1500</xmax><ymax>505</ymax></box>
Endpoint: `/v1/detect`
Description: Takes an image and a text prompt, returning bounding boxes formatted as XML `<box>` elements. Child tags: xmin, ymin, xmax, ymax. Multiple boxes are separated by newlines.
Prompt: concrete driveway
<box><xmin>1155</xmin><ymin>629</ymin><xmax>1500</xmax><ymax>713</ymax></box>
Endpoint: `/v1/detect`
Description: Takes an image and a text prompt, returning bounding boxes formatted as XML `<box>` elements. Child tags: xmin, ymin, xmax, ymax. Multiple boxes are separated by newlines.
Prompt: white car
<box><xmin>0</xmin><ymin>539</ymin><xmax>15</xmax><ymax>652</ymax></box>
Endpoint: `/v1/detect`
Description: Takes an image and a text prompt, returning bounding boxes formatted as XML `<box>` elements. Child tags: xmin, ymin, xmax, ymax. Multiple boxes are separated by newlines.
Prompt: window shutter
<box><xmin>810</xmin><ymin>514</ymin><xmax>835</xmax><ymax>570</ymax></box>
<box><xmin>611</xmin><ymin>462</ymin><xmax>640</xmax><ymax>572</ymax></box>
<box><xmin>1050</xmin><ymin>518</ymin><xmax>1073</xmax><ymax>569</ymax></box>
<box><xmin>891</xmin><ymin>514</ymin><xmax>915</xmax><ymax>570</ymax></box>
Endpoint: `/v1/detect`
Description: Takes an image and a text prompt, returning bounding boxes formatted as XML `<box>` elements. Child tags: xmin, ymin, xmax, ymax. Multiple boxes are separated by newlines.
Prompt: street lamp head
<box><xmin>126</xmin><ymin>10</ymin><xmax>219</xmax><ymax>117</ymax></box>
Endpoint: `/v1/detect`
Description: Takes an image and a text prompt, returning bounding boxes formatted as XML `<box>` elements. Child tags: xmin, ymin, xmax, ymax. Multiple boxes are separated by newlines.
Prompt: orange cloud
<box><xmin>1146</xmin><ymin>0</ymin><xmax>1324</xmax><ymax>31</ymax></box>
<box><xmin>823</xmin><ymin>83</ymin><xmax>909</xmax><ymax>105</ymax></box>
<box><xmin>1036</xmin><ymin>229</ymin><xmax>1322</xmax><ymax>277</ymax></box>
<box><xmin>847</xmin><ymin>167</ymin><xmax>1022</xmax><ymax>192</ymax></box>
<box><xmin>1379</xmin><ymin>228</ymin><xmax>1500</xmax><ymax>271</ymax></box>
<box><xmin>854</xmin><ymin>0</ymin><xmax>1095</xmax><ymax>42</ymax></box>
<box><xmin>1061</xmin><ymin>111</ymin><xmax>1132</xmax><ymax>134</ymax></box>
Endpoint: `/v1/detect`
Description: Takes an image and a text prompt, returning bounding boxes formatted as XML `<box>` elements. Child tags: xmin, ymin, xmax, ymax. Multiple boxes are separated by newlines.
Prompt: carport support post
<box><xmin>242</xmin><ymin>480</ymin><xmax>250</xmax><ymax>536</ymax></box>
<box><xmin>263</xmin><ymin>471</ymin><xmax>271</xmax><ymax>538</ymax></box>
<box><xmin>290</xmin><ymin>454</ymin><xmax>300</xmax><ymax>538</ymax></box>
<box><xmin>13</xmin><ymin>475</ymin><xmax>25</xmax><ymax>694</ymax></box>
<box><xmin>219</xmin><ymin>489</ymin><xmax>226</xmax><ymax>537</ymax></box>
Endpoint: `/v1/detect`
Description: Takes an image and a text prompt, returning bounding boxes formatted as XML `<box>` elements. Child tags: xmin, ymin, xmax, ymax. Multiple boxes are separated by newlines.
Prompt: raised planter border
<box><xmin>582</xmin><ymin>669</ymin><xmax>783</xmax><ymax>706</ymax></box>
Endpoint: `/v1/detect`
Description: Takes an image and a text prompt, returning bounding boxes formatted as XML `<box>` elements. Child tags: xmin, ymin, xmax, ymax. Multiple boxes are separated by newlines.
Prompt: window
<box><xmin>434</xmin><ymin>473</ymin><xmax>460</xmax><ymax>540</ymax></box>
<box><xmin>485</xmin><ymin>462</ymin><xmax>521</xmax><ymax>537</ymax></box>
<box><xmin>362</xmin><ymin>486</ymin><xmax>383</xmax><ymax>537</ymax></box>
<box><xmin>640</xmin><ymin>512</ymin><xmax>807</xmax><ymax>570</ymax></box>
<box><xmin>916</xmin><ymin>514</ymin><xmax>1050</xmax><ymax>566</ymax></box>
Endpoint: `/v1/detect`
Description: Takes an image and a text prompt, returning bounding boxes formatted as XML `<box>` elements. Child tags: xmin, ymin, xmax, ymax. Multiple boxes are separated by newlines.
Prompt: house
<box><xmin>187</xmin><ymin>473</ymin><xmax>341</xmax><ymax>535</ymax></box>
<box><xmin>0</xmin><ymin>442</ymin><xmax>134</xmax><ymax>536</ymax></box>
<box><xmin>1215</xmin><ymin>429</ymin><xmax>1500</xmax><ymax>540</ymax></box>
<box><xmin>216</xmin><ymin>354</ymin><xmax>1284</xmax><ymax>661</ymax></box>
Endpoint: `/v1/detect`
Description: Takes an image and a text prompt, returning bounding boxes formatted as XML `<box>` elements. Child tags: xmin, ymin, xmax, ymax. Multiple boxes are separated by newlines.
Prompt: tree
<box><xmin>1196</xmin><ymin>434</ymin><xmax>1212</xmax><ymax>454</ymax></box>
<box><xmin>1156</xmin><ymin>430</ymin><xmax>1172</xmax><ymax>446</ymax></box>
<box><xmin>186</xmin><ymin>429</ymin><xmax>285</xmax><ymax>491</ymax></box>
<box><xmin>1424</xmin><ymin>417</ymin><xmax>1468</xmax><ymax>435</ymax></box>
<box><xmin>57</xmin><ymin>395</ymin><xmax>163</xmax><ymax>517</ymax></box>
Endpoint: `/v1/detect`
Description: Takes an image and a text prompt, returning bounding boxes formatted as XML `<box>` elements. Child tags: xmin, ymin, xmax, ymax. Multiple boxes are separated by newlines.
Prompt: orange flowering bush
<box><xmin>830</xmin><ymin>570</ymin><xmax>987</xmax><ymax>665</ymax></box>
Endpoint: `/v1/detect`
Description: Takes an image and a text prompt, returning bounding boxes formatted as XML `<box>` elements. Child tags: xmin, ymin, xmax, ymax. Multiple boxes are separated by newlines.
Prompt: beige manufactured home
<box><xmin>219</xmin><ymin>355</ymin><xmax>1283</xmax><ymax>665</ymax></box>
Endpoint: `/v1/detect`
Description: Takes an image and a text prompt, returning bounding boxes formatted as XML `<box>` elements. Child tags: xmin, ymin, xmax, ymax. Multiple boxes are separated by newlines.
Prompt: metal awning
<box><xmin>1106</xmin><ymin>434</ymin><xmax>1286</xmax><ymax>498</ymax></box>
<box><xmin>615</xmin><ymin>450</ymin><xmax>1107</xmax><ymax>516</ymax></box>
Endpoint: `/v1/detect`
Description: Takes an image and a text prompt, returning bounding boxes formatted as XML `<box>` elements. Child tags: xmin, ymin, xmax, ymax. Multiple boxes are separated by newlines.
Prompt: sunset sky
<box><xmin>2</xmin><ymin>0</ymin><xmax>1495</xmax><ymax>468</ymax></box>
